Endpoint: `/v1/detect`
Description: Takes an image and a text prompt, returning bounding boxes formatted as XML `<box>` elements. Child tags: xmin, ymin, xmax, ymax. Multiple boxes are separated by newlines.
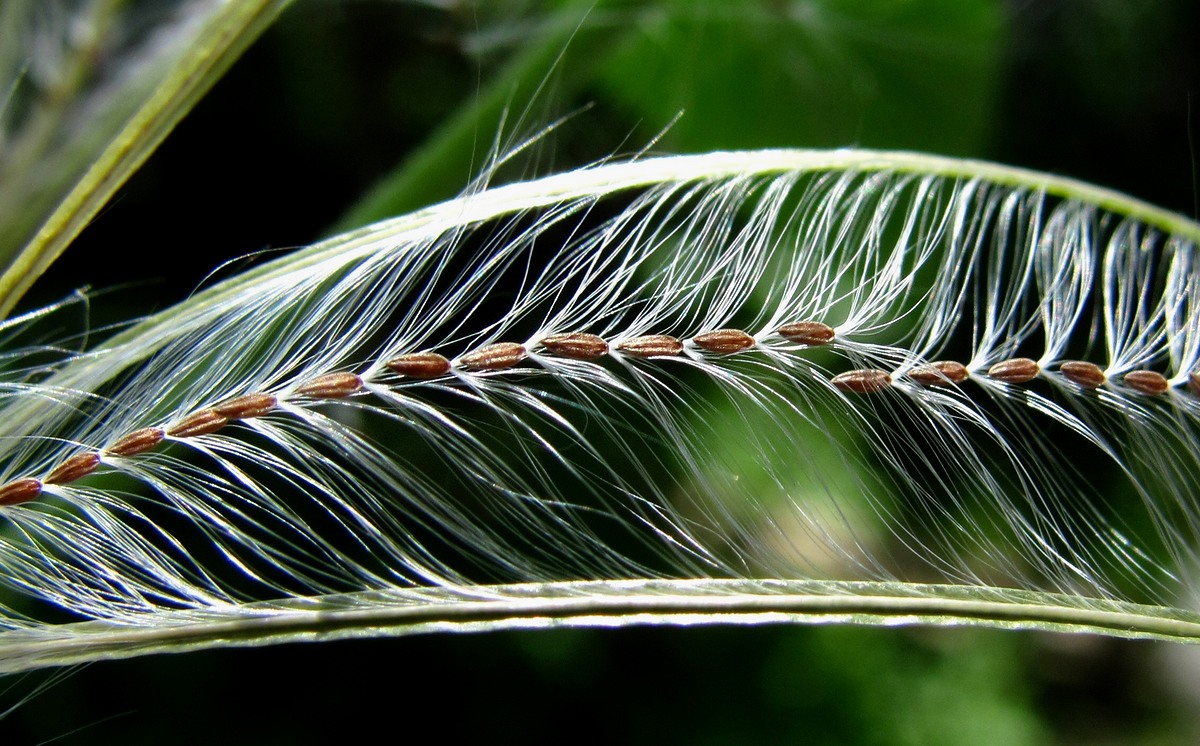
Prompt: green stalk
<box><xmin>0</xmin><ymin>0</ymin><xmax>294</xmax><ymax>320</ymax></box>
<box><xmin>3</xmin><ymin>579</ymin><xmax>1198</xmax><ymax>674</ymax></box>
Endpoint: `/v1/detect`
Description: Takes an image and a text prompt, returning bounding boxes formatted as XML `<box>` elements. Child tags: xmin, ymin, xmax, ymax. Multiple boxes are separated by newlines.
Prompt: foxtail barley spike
<box><xmin>1059</xmin><ymin>361</ymin><xmax>1106</xmax><ymax>389</ymax></box>
<box><xmin>3</xmin><ymin>150</ymin><xmax>1200</xmax><ymax>669</ymax></box>
<box><xmin>213</xmin><ymin>393</ymin><xmax>277</xmax><ymax>420</ymax></box>
<box><xmin>908</xmin><ymin>361</ymin><xmax>969</xmax><ymax>387</ymax></box>
<box><xmin>1123</xmin><ymin>371</ymin><xmax>1169</xmax><ymax>396</ymax></box>
<box><xmin>831</xmin><ymin>369</ymin><xmax>892</xmax><ymax>394</ymax></box>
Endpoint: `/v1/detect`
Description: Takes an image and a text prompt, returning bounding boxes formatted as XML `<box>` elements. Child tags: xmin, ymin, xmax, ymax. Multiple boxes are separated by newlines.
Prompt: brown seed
<box><xmin>778</xmin><ymin>321</ymin><xmax>835</xmax><ymax>346</ymax></box>
<box><xmin>458</xmin><ymin>343</ymin><xmax>527</xmax><ymax>371</ymax></box>
<box><xmin>45</xmin><ymin>452</ymin><xmax>101</xmax><ymax>486</ymax></box>
<box><xmin>831</xmin><ymin>369</ymin><xmax>892</xmax><ymax>394</ymax></box>
<box><xmin>295</xmin><ymin>372</ymin><xmax>364</xmax><ymax>398</ymax></box>
<box><xmin>692</xmin><ymin>329</ymin><xmax>756</xmax><ymax>354</ymax></box>
<box><xmin>106</xmin><ymin>427</ymin><xmax>165</xmax><ymax>458</ymax></box>
<box><xmin>214</xmin><ymin>393</ymin><xmax>277</xmax><ymax>420</ymax></box>
<box><xmin>1190</xmin><ymin>372</ymin><xmax>1200</xmax><ymax>397</ymax></box>
<box><xmin>1123</xmin><ymin>370</ymin><xmax>1169</xmax><ymax>396</ymax></box>
<box><xmin>540</xmin><ymin>333</ymin><xmax>609</xmax><ymax>360</ymax></box>
<box><xmin>1059</xmin><ymin>361</ymin><xmax>1105</xmax><ymax>389</ymax></box>
<box><xmin>167</xmin><ymin>409</ymin><xmax>228</xmax><ymax>438</ymax></box>
<box><xmin>908</xmin><ymin>361</ymin><xmax>969</xmax><ymax>387</ymax></box>
<box><xmin>987</xmin><ymin>357</ymin><xmax>1040</xmax><ymax>384</ymax></box>
<box><xmin>0</xmin><ymin>477</ymin><xmax>42</xmax><ymax>507</ymax></box>
<box><xmin>386</xmin><ymin>352</ymin><xmax>452</xmax><ymax>378</ymax></box>
<box><xmin>616</xmin><ymin>335</ymin><xmax>685</xmax><ymax>358</ymax></box>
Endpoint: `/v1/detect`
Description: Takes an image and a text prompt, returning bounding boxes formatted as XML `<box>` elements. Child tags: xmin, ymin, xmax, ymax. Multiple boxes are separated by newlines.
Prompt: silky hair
<box><xmin>2</xmin><ymin>149</ymin><xmax>1200</xmax><ymax>672</ymax></box>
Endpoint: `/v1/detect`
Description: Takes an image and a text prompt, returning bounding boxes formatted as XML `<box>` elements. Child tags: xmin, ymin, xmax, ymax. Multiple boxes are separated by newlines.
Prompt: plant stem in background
<box><xmin>0</xmin><ymin>0</ymin><xmax>293</xmax><ymax>319</ymax></box>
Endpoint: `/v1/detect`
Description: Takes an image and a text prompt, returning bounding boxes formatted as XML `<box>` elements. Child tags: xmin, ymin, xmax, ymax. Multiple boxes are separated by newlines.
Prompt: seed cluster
<box><xmin>1</xmin><ymin>318</ymin><xmax>1192</xmax><ymax>508</ymax></box>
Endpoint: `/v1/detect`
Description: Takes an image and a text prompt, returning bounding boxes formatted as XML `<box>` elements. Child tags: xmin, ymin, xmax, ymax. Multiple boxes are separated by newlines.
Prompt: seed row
<box><xmin>1</xmin><ymin>320</ymin><xmax>1193</xmax><ymax>507</ymax></box>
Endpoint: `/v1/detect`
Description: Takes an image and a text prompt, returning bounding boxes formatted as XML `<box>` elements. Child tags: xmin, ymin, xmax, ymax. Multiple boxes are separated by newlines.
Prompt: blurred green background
<box><xmin>8</xmin><ymin>0</ymin><xmax>1200</xmax><ymax>742</ymax></box>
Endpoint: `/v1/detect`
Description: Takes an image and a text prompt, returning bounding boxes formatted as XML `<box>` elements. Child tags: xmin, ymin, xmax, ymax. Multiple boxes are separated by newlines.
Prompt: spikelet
<box><xmin>2</xmin><ymin>150</ymin><xmax>1200</xmax><ymax>670</ymax></box>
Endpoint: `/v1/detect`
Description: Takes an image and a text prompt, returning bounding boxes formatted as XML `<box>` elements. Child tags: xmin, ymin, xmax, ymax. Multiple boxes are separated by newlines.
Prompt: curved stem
<box><xmin>3</xmin><ymin>579</ymin><xmax>1198</xmax><ymax>674</ymax></box>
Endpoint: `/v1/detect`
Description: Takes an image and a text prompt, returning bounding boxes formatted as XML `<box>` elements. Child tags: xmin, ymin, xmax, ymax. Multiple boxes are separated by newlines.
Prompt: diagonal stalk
<box><xmin>0</xmin><ymin>0</ymin><xmax>294</xmax><ymax>319</ymax></box>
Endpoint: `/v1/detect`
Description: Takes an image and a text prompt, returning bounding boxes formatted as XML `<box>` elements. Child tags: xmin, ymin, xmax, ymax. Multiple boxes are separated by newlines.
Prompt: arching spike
<box><xmin>831</xmin><ymin>369</ymin><xmax>892</xmax><ymax>394</ymax></box>
<box><xmin>987</xmin><ymin>358</ymin><xmax>1040</xmax><ymax>384</ymax></box>
<box><xmin>540</xmin><ymin>333</ymin><xmax>608</xmax><ymax>360</ymax></box>
<box><xmin>692</xmin><ymin>329</ymin><xmax>756</xmax><ymax>354</ymax></box>
<box><xmin>616</xmin><ymin>335</ymin><xmax>684</xmax><ymax>358</ymax></box>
